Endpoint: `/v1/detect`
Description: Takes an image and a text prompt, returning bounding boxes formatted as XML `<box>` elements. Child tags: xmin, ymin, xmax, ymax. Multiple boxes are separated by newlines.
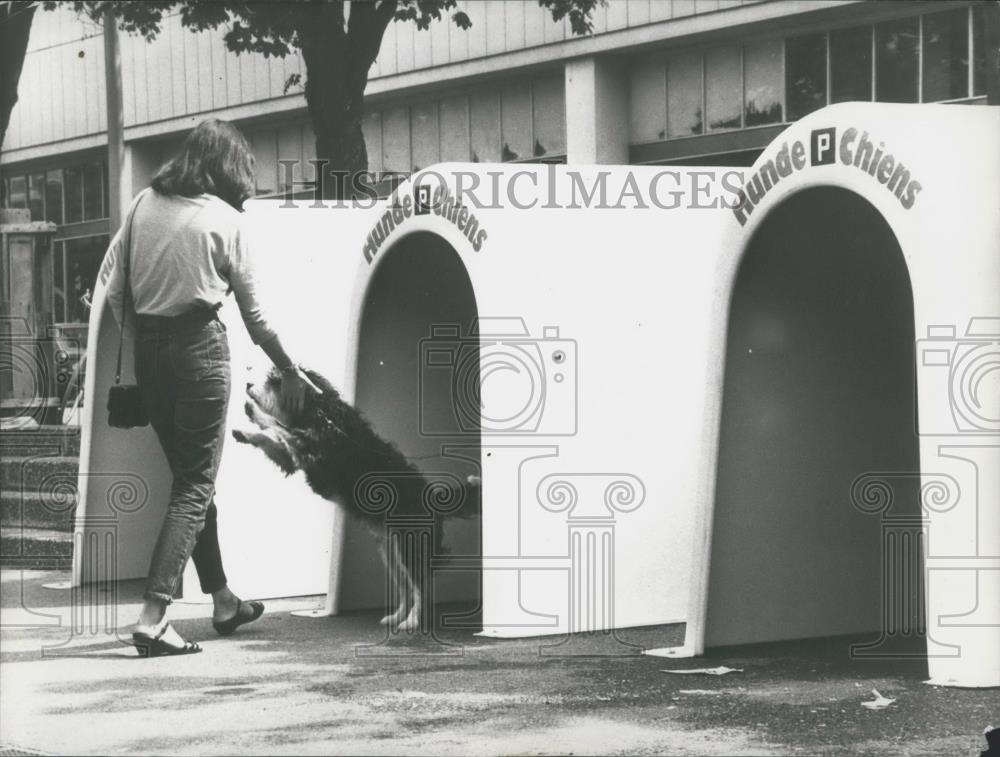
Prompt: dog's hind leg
<box><xmin>395</xmin><ymin>531</ymin><xmax>427</xmax><ymax>634</ymax></box>
<box><xmin>379</xmin><ymin>539</ymin><xmax>411</xmax><ymax>630</ymax></box>
<box><xmin>396</xmin><ymin>584</ymin><xmax>422</xmax><ymax>633</ymax></box>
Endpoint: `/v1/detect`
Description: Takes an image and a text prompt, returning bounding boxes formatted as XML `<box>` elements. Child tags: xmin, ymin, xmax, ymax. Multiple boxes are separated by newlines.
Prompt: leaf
<box><xmin>284</xmin><ymin>73</ymin><xmax>302</xmax><ymax>95</ymax></box>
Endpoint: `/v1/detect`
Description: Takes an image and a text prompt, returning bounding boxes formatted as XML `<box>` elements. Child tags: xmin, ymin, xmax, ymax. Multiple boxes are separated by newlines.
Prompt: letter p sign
<box><xmin>810</xmin><ymin>128</ymin><xmax>836</xmax><ymax>166</ymax></box>
<box><xmin>414</xmin><ymin>184</ymin><xmax>432</xmax><ymax>215</ymax></box>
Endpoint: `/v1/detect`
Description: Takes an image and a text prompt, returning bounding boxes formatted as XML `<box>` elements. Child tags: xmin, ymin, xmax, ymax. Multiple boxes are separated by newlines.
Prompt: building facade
<box><xmin>0</xmin><ymin>0</ymin><xmax>991</xmax><ymax>418</ymax></box>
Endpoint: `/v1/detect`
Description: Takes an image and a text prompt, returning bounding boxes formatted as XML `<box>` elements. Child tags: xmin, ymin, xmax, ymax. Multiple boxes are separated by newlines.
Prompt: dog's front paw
<box><xmin>232</xmin><ymin>429</ymin><xmax>250</xmax><ymax>444</ymax></box>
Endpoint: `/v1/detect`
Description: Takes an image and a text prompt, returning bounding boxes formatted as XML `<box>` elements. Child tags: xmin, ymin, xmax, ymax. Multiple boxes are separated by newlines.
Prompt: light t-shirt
<box><xmin>105</xmin><ymin>188</ymin><xmax>276</xmax><ymax>345</ymax></box>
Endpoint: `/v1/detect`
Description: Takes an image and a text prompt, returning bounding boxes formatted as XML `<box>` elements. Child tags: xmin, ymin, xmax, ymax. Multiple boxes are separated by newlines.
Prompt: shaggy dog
<box><xmin>232</xmin><ymin>366</ymin><xmax>478</xmax><ymax>633</ymax></box>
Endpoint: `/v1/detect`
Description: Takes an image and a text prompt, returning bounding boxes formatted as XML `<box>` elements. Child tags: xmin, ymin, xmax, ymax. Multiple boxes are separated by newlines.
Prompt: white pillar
<box><xmin>564</xmin><ymin>57</ymin><xmax>629</xmax><ymax>165</ymax></box>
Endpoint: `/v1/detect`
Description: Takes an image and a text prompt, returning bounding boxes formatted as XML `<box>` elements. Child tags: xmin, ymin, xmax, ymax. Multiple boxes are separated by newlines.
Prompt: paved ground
<box><xmin>1</xmin><ymin>569</ymin><xmax>996</xmax><ymax>756</ymax></box>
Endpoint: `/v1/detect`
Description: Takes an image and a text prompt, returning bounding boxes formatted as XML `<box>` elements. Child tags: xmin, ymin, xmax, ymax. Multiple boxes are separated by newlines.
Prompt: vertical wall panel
<box><xmin>253</xmin><ymin>51</ymin><xmax>270</xmax><ymax>102</ymax></box>
<box><xmin>396</xmin><ymin>20</ymin><xmax>416</xmax><ymax>72</ymax></box>
<box><xmin>543</xmin><ymin>8</ymin><xmax>568</xmax><ymax>44</ymax></box>
<box><xmin>485</xmin><ymin>1</ymin><xmax>507</xmax><ymax>56</ymax></box>
<box><xmin>465</xmin><ymin>1</ymin><xmax>488</xmax><ymax>59</ymax></box>
<box><xmin>122</xmin><ymin>37</ymin><xmax>136</xmax><ymax>127</ymax></box>
<box><xmin>376</xmin><ymin>19</ymin><xmax>398</xmax><ymax>77</ymax></box>
<box><xmin>672</xmin><ymin>0</ymin><xmax>697</xmax><ymax>19</ymax></box>
<box><xmin>224</xmin><ymin>44</ymin><xmax>241</xmax><ymax>108</ymax></box>
<box><xmin>129</xmin><ymin>34</ymin><xmax>147</xmax><ymax>125</ymax></box>
<box><xmin>607</xmin><ymin>1</ymin><xmax>629</xmax><ymax>30</ymax></box>
<box><xmin>72</xmin><ymin>39</ymin><xmax>88</xmax><ymax>135</ymax></box>
<box><xmin>268</xmin><ymin>54</ymin><xmax>285</xmax><ymax>100</ymax></box>
<box><xmin>168</xmin><ymin>18</ymin><xmax>187</xmax><ymax>117</ymax></box>
<box><xmin>211</xmin><ymin>29</ymin><xmax>228</xmax><ymax>109</ymax></box>
<box><xmin>40</xmin><ymin>50</ymin><xmax>55</xmax><ymax>144</ymax></box>
<box><xmin>449</xmin><ymin>11</ymin><xmax>469</xmax><ymax>62</ymax></box>
<box><xmin>627</xmin><ymin>0</ymin><xmax>652</xmax><ymax>26</ymax></box>
<box><xmin>430</xmin><ymin>15</ymin><xmax>450</xmax><ymax>67</ymax></box>
<box><xmin>525</xmin><ymin>4</ymin><xmax>546</xmax><ymax>47</ymax></box>
<box><xmin>505</xmin><ymin>2</ymin><xmax>526</xmax><ymax>51</ymax></box>
<box><xmin>652</xmin><ymin>1</ymin><xmax>677</xmax><ymax>21</ymax></box>
<box><xmin>94</xmin><ymin>35</ymin><xmax>107</xmax><ymax>131</ymax></box>
<box><xmin>410</xmin><ymin>101</ymin><xmax>439</xmax><ymax>171</ymax></box>
<box><xmin>145</xmin><ymin>28</ymin><xmax>164</xmax><ymax>121</ymax></box>
<box><xmin>413</xmin><ymin>22</ymin><xmax>432</xmax><ymax>70</ymax></box>
<box><xmin>239</xmin><ymin>52</ymin><xmax>255</xmax><ymax>104</ymax></box>
<box><xmin>55</xmin><ymin>46</ymin><xmax>69</xmax><ymax>141</ymax></box>
<box><xmin>184</xmin><ymin>25</ymin><xmax>200</xmax><ymax>115</ymax></box>
<box><xmin>381</xmin><ymin>106</ymin><xmax>410</xmax><ymax>173</ymax></box>
<box><xmin>439</xmin><ymin>95</ymin><xmax>470</xmax><ymax>162</ymax></box>
<box><xmin>197</xmin><ymin>31</ymin><xmax>215</xmax><ymax>112</ymax></box>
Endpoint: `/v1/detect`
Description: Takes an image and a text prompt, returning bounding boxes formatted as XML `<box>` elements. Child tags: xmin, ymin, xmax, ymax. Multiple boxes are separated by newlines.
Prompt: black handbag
<box><xmin>107</xmin><ymin>194</ymin><xmax>149</xmax><ymax>429</ymax></box>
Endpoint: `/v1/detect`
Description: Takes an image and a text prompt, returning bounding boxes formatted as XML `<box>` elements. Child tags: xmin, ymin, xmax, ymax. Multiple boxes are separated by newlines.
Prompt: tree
<box><xmin>3</xmin><ymin>0</ymin><xmax>601</xmax><ymax>196</ymax></box>
<box><xmin>0</xmin><ymin>1</ymin><xmax>36</xmax><ymax>149</ymax></box>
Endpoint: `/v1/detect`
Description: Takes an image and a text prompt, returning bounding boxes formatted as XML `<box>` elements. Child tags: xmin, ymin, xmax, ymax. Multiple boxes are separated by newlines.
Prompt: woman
<box><xmin>106</xmin><ymin>118</ymin><xmax>306</xmax><ymax>657</ymax></box>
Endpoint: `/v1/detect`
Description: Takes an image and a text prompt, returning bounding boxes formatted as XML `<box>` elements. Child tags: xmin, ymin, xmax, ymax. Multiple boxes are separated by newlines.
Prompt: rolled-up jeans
<box><xmin>135</xmin><ymin>311</ymin><xmax>231</xmax><ymax>603</ymax></box>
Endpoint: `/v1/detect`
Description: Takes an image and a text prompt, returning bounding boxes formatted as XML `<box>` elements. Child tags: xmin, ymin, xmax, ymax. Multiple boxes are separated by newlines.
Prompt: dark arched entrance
<box><xmin>707</xmin><ymin>188</ymin><xmax>921</xmax><ymax>653</ymax></box>
<box><xmin>337</xmin><ymin>231</ymin><xmax>482</xmax><ymax>619</ymax></box>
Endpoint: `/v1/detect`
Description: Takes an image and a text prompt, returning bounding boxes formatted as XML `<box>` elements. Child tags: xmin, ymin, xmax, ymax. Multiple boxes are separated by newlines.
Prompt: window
<box><xmin>82</xmin><ymin>162</ymin><xmax>103</xmax><ymax>220</ymax></box>
<box><xmin>440</xmin><ymin>96</ymin><xmax>470</xmax><ymax>162</ymax></box>
<box><xmin>45</xmin><ymin>170</ymin><xmax>64</xmax><ymax>225</ymax></box>
<box><xmin>500</xmin><ymin>83</ymin><xmax>531</xmax><ymax>161</ymax></box>
<box><xmin>706</xmin><ymin>46</ymin><xmax>742</xmax><ymax>131</ymax></box>
<box><xmin>532</xmin><ymin>76</ymin><xmax>566</xmax><ymax>157</ymax></box>
<box><xmin>63</xmin><ymin>167</ymin><xmax>83</xmax><ymax>224</ymax></box>
<box><xmin>56</xmin><ymin>235</ymin><xmax>108</xmax><ymax>324</ymax></box>
<box><xmin>667</xmin><ymin>53</ymin><xmax>703</xmax><ymax>137</ymax></box>
<box><xmin>470</xmin><ymin>92</ymin><xmax>500</xmax><ymax>163</ymax></box>
<box><xmin>744</xmin><ymin>40</ymin><xmax>783</xmax><ymax>126</ymax></box>
<box><xmin>786</xmin><ymin>34</ymin><xmax>827</xmax><ymax>120</ymax></box>
<box><xmin>831</xmin><ymin>26</ymin><xmax>873</xmax><ymax>103</ymax></box>
<box><xmin>630</xmin><ymin>58</ymin><xmax>667</xmax><ymax>143</ymax></box>
<box><xmin>876</xmin><ymin>18</ymin><xmax>919</xmax><ymax>103</ymax></box>
<box><xmin>28</xmin><ymin>173</ymin><xmax>45</xmax><ymax>221</ymax></box>
<box><xmin>922</xmin><ymin>8</ymin><xmax>969</xmax><ymax>102</ymax></box>
<box><xmin>9</xmin><ymin>175</ymin><xmax>27</xmax><ymax>210</ymax></box>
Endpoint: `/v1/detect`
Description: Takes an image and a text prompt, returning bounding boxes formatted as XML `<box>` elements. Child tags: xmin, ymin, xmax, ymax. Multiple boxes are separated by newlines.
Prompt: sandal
<box><xmin>213</xmin><ymin>599</ymin><xmax>265</xmax><ymax>637</ymax></box>
<box><xmin>132</xmin><ymin>624</ymin><xmax>202</xmax><ymax>658</ymax></box>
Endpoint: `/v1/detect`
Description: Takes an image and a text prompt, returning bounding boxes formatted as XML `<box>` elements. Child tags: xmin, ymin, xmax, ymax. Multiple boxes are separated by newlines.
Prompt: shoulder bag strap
<box><xmin>114</xmin><ymin>192</ymin><xmax>145</xmax><ymax>385</ymax></box>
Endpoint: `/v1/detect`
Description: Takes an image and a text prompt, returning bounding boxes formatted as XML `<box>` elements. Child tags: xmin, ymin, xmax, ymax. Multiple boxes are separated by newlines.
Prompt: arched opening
<box><xmin>707</xmin><ymin>187</ymin><xmax>922</xmax><ymax>659</ymax></box>
<box><xmin>336</xmin><ymin>232</ymin><xmax>482</xmax><ymax>626</ymax></box>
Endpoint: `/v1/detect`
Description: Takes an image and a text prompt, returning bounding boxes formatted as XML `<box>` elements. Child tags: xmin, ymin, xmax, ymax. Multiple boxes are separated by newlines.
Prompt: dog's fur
<box><xmin>232</xmin><ymin>366</ymin><xmax>478</xmax><ymax>632</ymax></box>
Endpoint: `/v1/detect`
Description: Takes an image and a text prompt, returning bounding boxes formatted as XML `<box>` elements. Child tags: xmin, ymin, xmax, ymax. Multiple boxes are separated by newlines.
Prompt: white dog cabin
<box><xmin>79</xmin><ymin>103</ymin><xmax>999</xmax><ymax>687</ymax></box>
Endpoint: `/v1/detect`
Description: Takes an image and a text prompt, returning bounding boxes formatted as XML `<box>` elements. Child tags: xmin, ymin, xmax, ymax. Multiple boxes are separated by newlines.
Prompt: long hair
<box><xmin>151</xmin><ymin>118</ymin><xmax>255</xmax><ymax>210</ymax></box>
